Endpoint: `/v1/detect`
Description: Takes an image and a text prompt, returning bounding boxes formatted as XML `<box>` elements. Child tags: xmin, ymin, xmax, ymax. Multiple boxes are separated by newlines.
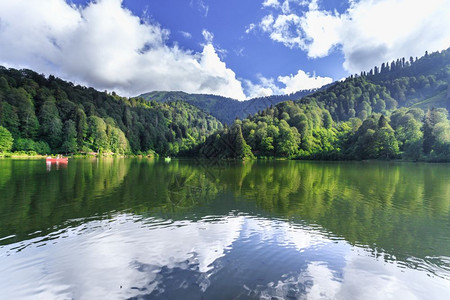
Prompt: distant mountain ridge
<box><xmin>139</xmin><ymin>48</ymin><xmax>450</xmax><ymax>125</ymax></box>
<box><xmin>297</xmin><ymin>47</ymin><xmax>450</xmax><ymax>122</ymax></box>
<box><xmin>137</xmin><ymin>89</ymin><xmax>321</xmax><ymax>124</ymax></box>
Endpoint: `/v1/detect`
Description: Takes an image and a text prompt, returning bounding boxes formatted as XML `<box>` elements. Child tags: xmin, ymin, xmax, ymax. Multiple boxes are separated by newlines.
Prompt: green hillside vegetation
<box><xmin>0</xmin><ymin>67</ymin><xmax>222</xmax><ymax>156</ymax></box>
<box><xmin>139</xmin><ymin>49</ymin><xmax>449</xmax><ymax>126</ymax></box>
<box><xmin>195</xmin><ymin>100</ymin><xmax>449</xmax><ymax>161</ymax></box>
<box><xmin>1</xmin><ymin>48</ymin><xmax>449</xmax><ymax>161</ymax></box>
<box><xmin>138</xmin><ymin>89</ymin><xmax>318</xmax><ymax>124</ymax></box>
<box><xmin>303</xmin><ymin>48</ymin><xmax>450</xmax><ymax>122</ymax></box>
<box><xmin>194</xmin><ymin>49</ymin><xmax>450</xmax><ymax>162</ymax></box>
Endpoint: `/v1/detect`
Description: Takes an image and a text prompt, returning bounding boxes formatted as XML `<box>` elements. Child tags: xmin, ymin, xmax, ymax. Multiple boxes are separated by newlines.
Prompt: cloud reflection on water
<box><xmin>0</xmin><ymin>213</ymin><xmax>449</xmax><ymax>299</ymax></box>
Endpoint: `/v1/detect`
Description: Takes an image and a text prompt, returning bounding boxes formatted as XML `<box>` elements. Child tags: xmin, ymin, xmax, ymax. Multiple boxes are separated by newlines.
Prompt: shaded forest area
<box><xmin>137</xmin><ymin>89</ymin><xmax>319</xmax><ymax>124</ymax></box>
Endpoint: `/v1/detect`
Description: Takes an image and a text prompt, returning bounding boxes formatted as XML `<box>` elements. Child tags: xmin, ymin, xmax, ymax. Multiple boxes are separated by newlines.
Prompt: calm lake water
<box><xmin>0</xmin><ymin>158</ymin><xmax>449</xmax><ymax>299</ymax></box>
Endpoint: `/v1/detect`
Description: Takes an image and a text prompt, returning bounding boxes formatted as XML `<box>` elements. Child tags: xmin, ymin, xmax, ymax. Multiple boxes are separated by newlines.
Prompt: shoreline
<box><xmin>1</xmin><ymin>154</ymin><xmax>447</xmax><ymax>163</ymax></box>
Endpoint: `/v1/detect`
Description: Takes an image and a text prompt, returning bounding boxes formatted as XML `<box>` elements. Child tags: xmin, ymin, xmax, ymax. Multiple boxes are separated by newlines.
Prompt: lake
<box><xmin>0</xmin><ymin>158</ymin><xmax>449</xmax><ymax>299</ymax></box>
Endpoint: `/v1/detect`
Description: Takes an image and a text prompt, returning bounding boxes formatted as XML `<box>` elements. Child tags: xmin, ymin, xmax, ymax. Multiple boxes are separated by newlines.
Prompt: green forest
<box><xmin>193</xmin><ymin>49</ymin><xmax>450</xmax><ymax>162</ymax></box>
<box><xmin>0</xmin><ymin>48</ymin><xmax>449</xmax><ymax>161</ymax></box>
<box><xmin>138</xmin><ymin>89</ymin><xmax>318</xmax><ymax>124</ymax></box>
<box><xmin>195</xmin><ymin>100</ymin><xmax>449</xmax><ymax>161</ymax></box>
<box><xmin>0</xmin><ymin>67</ymin><xmax>222</xmax><ymax>156</ymax></box>
<box><xmin>300</xmin><ymin>49</ymin><xmax>450</xmax><ymax>122</ymax></box>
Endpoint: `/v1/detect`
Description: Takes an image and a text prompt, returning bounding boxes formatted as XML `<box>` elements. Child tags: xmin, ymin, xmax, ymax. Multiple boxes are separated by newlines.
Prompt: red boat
<box><xmin>46</xmin><ymin>157</ymin><xmax>69</xmax><ymax>163</ymax></box>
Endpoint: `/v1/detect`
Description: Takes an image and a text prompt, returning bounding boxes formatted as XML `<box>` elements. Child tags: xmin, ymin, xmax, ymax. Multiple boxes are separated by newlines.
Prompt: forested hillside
<box><xmin>194</xmin><ymin>100</ymin><xmax>449</xmax><ymax>161</ymax></box>
<box><xmin>194</xmin><ymin>49</ymin><xmax>450</xmax><ymax>162</ymax></box>
<box><xmin>138</xmin><ymin>89</ymin><xmax>317</xmax><ymax>124</ymax></box>
<box><xmin>139</xmin><ymin>49</ymin><xmax>449</xmax><ymax>127</ymax></box>
<box><xmin>0</xmin><ymin>67</ymin><xmax>222</xmax><ymax>156</ymax></box>
<box><xmin>1</xmin><ymin>49</ymin><xmax>449</xmax><ymax>161</ymax></box>
<box><xmin>302</xmin><ymin>48</ymin><xmax>450</xmax><ymax>122</ymax></box>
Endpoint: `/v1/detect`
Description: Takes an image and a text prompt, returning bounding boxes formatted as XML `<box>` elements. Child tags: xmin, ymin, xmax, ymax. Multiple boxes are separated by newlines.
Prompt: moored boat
<box><xmin>46</xmin><ymin>157</ymin><xmax>69</xmax><ymax>163</ymax></box>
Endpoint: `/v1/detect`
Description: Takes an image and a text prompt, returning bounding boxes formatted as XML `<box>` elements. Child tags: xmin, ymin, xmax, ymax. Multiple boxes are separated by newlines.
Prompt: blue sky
<box><xmin>119</xmin><ymin>0</ymin><xmax>348</xmax><ymax>80</ymax></box>
<box><xmin>1</xmin><ymin>0</ymin><xmax>449</xmax><ymax>99</ymax></box>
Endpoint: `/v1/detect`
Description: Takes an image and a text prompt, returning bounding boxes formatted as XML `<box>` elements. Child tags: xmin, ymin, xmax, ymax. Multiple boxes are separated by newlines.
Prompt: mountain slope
<box><xmin>299</xmin><ymin>48</ymin><xmax>450</xmax><ymax>122</ymax></box>
<box><xmin>194</xmin><ymin>49</ymin><xmax>450</xmax><ymax>161</ymax></box>
<box><xmin>140</xmin><ymin>48</ymin><xmax>450</xmax><ymax>126</ymax></box>
<box><xmin>137</xmin><ymin>89</ymin><xmax>318</xmax><ymax>124</ymax></box>
<box><xmin>369</xmin><ymin>50</ymin><xmax>450</xmax><ymax>111</ymax></box>
<box><xmin>0</xmin><ymin>67</ymin><xmax>222</xmax><ymax>156</ymax></box>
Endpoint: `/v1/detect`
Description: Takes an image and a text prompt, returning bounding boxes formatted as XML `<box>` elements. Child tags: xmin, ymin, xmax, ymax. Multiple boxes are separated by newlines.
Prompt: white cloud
<box><xmin>278</xmin><ymin>69</ymin><xmax>333</xmax><ymax>93</ymax></box>
<box><xmin>199</xmin><ymin>0</ymin><xmax>209</xmax><ymax>17</ymax></box>
<box><xmin>179</xmin><ymin>31</ymin><xmax>192</xmax><ymax>39</ymax></box>
<box><xmin>281</xmin><ymin>0</ymin><xmax>291</xmax><ymax>14</ymax></box>
<box><xmin>245</xmin><ymin>69</ymin><xmax>332</xmax><ymax>98</ymax></box>
<box><xmin>245</xmin><ymin>23</ymin><xmax>256</xmax><ymax>34</ymax></box>
<box><xmin>339</xmin><ymin>0</ymin><xmax>450</xmax><ymax>73</ymax></box>
<box><xmin>263</xmin><ymin>0</ymin><xmax>299</xmax><ymax>13</ymax></box>
<box><xmin>245</xmin><ymin>75</ymin><xmax>283</xmax><ymax>98</ymax></box>
<box><xmin>260</xmin><ymin>14</ymin><xmax>304</xmax><ymax>49</ymax></box>
<box><xmin>260</xmin><ymin>14</ymin><xmax>275</xmax><ymax>32</ymax></box>
<box><xmin>263</xmin><ymin>0</ymin><xmax>281</xmax><ymax>8</ymax></box>
<box><xmin>299</xmin><ymin>9</ymin><xmax>343</xmax><ymax>57</ymax></box>
<box><xmin>0</xmin><ymin>0</ymin><xmax>246</xmax><ymax>99</ymax></box>
<box><xmin>304</xmin><ymin>0</ymin><xmax>319</xmax><ymax>11</ymax></box>
<box><xmin>190</xmin><ymin>0</ymin><xmax>209</xmax><ymax>17</ymax></box>
<box><xmin>202</xmin><ymin>29</ymin><xmax>214</xmax><ymax>44</ymax></box>
<box><xmin>258</xmin><ymin>0</ymin><xmax>450</xmax><ymax>73</ymax></box>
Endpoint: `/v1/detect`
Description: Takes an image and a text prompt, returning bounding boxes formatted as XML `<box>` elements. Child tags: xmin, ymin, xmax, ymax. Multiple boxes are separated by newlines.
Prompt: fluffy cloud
<box><xmin>262</xmin><ymin>0</ymin><xmax>281</xmax><ymax>8</ymax></box>
<box><xmin>263</xmin><ymin>0</ymin><xmax>303</xmax><ymax>14</ymax></box>
<box><xmin>260</xmin><ymin>14</ymin><xmax>304</xmax><ymax>49</ymax></box>
<box><xmin>299</xmin><ymin>9</ymin><xmax>343</xmax><ymax>57</ymax></box>
<box><xmin>257</xmin><ymin>0</ymin><xmax>450</xmax><ymax>73</ymax></box>
<box><xmin>245</xmin><ymin>70</ymin><xmax>332</xmax><ymax>98</ymax></box>
<box><xmin>0</xmin><ymin>0</ymin><xmax>246</xmax><ymax>99</ymax></box>
<box><xmin>278</xmin><ymin>70</ymin><xmax>333</xmax><ymax>93</ymax></box>
<box><xmin>339</xmin><ymin>0</ymin><xmax>450</xmax><ymax>72</ymax></box>
<box><xmin>245</xmin><ymin>76</ymin><xmax>283</xmax><ymax>98</ymax></box>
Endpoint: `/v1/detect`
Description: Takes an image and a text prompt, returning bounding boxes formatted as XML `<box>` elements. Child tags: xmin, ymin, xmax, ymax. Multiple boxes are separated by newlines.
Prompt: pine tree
<box><xmin>423</xmin><ymin>108</ymin><xmax>448</xmax><ymax>154</ymax></box>
<box><xmin>61</xmin><ymin>120</ymin><xmax>77</xmax><ymax>153</ymax></box>
<box><xmin>233</xmin><ymin>124</ymin><xmax>253</xmax><ymax>159</ymax></box>
<box><xmin>378</xmin><ymin>115</ymin><xmax>389</xmax><ymax>128</ymax></box>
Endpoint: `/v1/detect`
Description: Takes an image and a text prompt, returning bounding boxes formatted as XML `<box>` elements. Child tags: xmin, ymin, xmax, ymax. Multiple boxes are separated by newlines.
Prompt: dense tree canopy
<box><xmin>0</xmin><ymin>126</ymin><xmax>13</xmax><ymax>152</ymax></box>
<box><xmin>194</xmin><ymin>49</ymin><xmax>450</xmax><ymax>161</ymax></box>
<box><xmin>1</xmin><ymin>48</ymin><xmax>449</xmax><ymax>161</ymax></box>
<box><xmin>298</xmin><ymin>48</ymin><xmax>450</xmax><ymax>123</ymax></box>
<box><xmin>195</xmin><ymin>101</ymin><xmax>449</xmax><ymax>161</ymax></box>
<box><xmin>138</xmin><ymin>89</ymin><xmax>319</xmax><ymax>124</ymax></box>
<box><xmin>0</xmin><ymin>67</ymin><xmax>222</xmax><ymax>155</ymax></box>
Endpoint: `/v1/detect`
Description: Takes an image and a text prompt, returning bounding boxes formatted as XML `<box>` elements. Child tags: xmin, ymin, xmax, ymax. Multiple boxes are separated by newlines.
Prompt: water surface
<box><xmin>0</xmin><ymin>159</ymin><xmax>449</xmax><ymax>299</ymax></box>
